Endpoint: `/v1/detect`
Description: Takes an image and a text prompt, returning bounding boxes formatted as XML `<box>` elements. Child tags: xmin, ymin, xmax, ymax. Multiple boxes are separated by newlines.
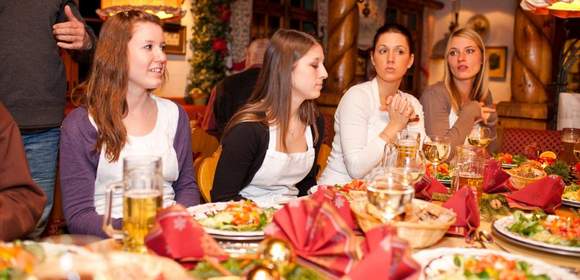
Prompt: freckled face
<box><xmin>127</xmin><ymin>22</ymin><xmax>167</xmax><ymax>93</ymax></box>
<box><xmin>291</xmin><ymin>44</ymin><xmax>328</xmax><ymax>100</ymax></box>
<box><xmin>446</xmin><ymin>36</ymin><xmax>483</xmax><ymax>82</ymax></box>
<box><xmin>371</xmin><ymin>32</ymin><xmax>414</xmax><ymax>83</ymax></box>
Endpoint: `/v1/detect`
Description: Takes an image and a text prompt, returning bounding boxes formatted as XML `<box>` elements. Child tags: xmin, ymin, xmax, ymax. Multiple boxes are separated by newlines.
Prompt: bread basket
<box><xmin>506</xmin><ymin>163</ymin><xmax>547</xmax><ymax>190</ymax></box>
<box><xmin>350</xmin><ymin>199</ymin><xmax>456</xmax><ymax>249</ymax></box>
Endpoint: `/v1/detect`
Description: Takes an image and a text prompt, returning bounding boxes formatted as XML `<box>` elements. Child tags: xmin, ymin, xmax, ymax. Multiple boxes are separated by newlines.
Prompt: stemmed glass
<box><xmin>422</xmin><ymin>136</ymin><xmax>451</xmax><ymax>179</ymax></box>
<box><xmin>366</xmin><ymin>168</ymin><xmax>414</xmax><ymax>223</ymax></box>
<box><xmin>467</xmin><ymin>125</ymin><xmax>492</xmax><ymax>148</ymax></box>
<box><xmin>364</xmin><ymin>143</ymin><xmax>420</xmax><ymax>223</ymax></box>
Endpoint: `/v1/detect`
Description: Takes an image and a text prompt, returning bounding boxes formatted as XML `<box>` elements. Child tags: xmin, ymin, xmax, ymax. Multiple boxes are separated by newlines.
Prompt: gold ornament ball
<box><xmin>259</xmin><ymin>238</ymin><xmax>295</xmax><ymax>267</ymax></box>
<box><xmin>246</xmin><ymin>264</ymin><xmax>280</xmax><ymax>280</ymax></box>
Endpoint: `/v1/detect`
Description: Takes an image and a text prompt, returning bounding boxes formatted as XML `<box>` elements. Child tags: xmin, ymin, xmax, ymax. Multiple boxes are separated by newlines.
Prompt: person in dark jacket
<box><xmin>212</xmin><ymin>38</ymin><xmax>270</xmax><ymax>136</ymax></box>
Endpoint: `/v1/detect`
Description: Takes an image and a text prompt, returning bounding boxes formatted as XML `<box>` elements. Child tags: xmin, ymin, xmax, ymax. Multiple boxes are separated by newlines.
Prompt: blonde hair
<box><xmin>443</xmin><ymin>28</ymin><xmax>489</xmax><ymax>113</ymax></box>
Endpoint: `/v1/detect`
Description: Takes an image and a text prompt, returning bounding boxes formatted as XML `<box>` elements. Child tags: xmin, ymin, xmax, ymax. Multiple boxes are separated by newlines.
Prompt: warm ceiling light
<box><xmin>97</xmin><ymin>0</ymin><xmax>185</xmax><ymax>20</ymax></box>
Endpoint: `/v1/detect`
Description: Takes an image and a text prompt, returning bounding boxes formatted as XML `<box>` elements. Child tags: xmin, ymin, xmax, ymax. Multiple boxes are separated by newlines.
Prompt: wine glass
<box><xmin>422</xmin><ymin>136</ymin><xmax>451</xmax><ymax>179</ymax></box>
<box><xmin>366</xmin><ymin>169</ymin><xmax>414</xmax><ymax>223</ymax></box>
<box><xmin>468</xmin><ymin>125</ymin><xmax>492</xmax><ymax>148</ymax></box>
<box><xmin>393</xmin><ymin>149</ymin><xmax>426</xmax><ymax>187</ymax></box>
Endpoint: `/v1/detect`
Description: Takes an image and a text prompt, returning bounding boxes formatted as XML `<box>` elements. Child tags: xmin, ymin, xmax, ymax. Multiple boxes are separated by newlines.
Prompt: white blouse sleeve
<box><xmin>336</xmin><ymin>87</ymin><xmax>387</xmax><ymax>179</ymax></box>
<box><xmin>405</xmin><ymin>93</ymin><xmax>427</xmax><ymax>144</ymax></box>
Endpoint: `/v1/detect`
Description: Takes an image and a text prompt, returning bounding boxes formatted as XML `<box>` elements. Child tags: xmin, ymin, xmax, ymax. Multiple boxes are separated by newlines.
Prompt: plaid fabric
<box><xmin>501</xmin><ymin>128</ymin><xmax>562</xmax><ymax>154</ymax></box>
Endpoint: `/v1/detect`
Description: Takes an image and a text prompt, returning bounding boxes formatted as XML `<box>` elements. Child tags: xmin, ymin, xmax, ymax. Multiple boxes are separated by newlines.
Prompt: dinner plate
<box><xmin>562</xmin><ymin>198</ymin><xmax>580</xmax><ymax>208</ymax></box>
<box><xmin>413</xmin><ymin>248</ymin><xmax>577</xmax><ymax>280</ymax></box>
<box><xmin>187</xmin><ymin>202</ymin><xmax>266</xmax><ymax>241</ymax></box>
<box><xmin>492</xmin><ymin>215</ymin><xmax>580</xmax><ymax>257</ymax></box>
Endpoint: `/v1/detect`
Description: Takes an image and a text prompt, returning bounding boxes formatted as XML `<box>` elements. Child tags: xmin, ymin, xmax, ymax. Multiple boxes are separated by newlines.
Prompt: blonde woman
<box><xmin>420</xmin><ymin>28</ymin><xmax>497</xmax><ymax>154</ymax></box>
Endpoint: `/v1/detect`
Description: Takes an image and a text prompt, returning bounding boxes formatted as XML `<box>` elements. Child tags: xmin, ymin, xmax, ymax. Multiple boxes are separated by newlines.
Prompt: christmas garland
<box><xmin>186</xmin><ymin>0</ymin><xmax>232</xmax><ymax>102</ymax></box>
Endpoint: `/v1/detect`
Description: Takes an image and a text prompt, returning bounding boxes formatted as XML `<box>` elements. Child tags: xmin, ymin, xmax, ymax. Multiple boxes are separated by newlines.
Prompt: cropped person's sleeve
<box><xmin>59</xmin><ymin>109</ymin><xmax>121</xmax><ymax>238</ymax></box>
<box><xmin>172</xmin><ymin>106</ymin><xmax>201</xmax><ymax>206</ymax></box>
<box><xmin>211</xmin><ymin>123</ymin><xmax>264</xmax><ymax>202</ymax></box>
<box><xmin>0</xmin><ymin>106</ymin><xmax>46</xmax><ymax>241</ymax></box>
<box><xmin>337</xmin><ymin>89</ymin><xmax>387</xmax><ymax>179</ymax></box>
<box><xmin>296</xmin><ymin>115</ymin><xmax>325</xmax><ymax>196</ymax></box>
<box><xmin>420</xmin><ymin>85</ymin><xmax>480</xmax><ymax>149</ymax></box>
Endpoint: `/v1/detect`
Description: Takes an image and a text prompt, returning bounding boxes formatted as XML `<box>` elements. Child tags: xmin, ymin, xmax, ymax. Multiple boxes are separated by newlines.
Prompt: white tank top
<box><xmin>240</xmin><ymin>125</ymin><xmax>315</xmax><ymax>207</ymax></box>
<box><xmin>92</xmin><ymin>96</ymin><xmax>179</xmax><ymax>218</ymax></box>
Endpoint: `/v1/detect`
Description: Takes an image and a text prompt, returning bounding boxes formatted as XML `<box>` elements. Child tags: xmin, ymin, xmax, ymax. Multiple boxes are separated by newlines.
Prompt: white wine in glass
<box><xmin>468</xmin><ymin>126</ymin><xmax>492</xmax><ymax>148</ymax></box>
<box><xmin>367</xmin><ymin>180</ymin><xmax>414</xmax><ymax>223</ymax></box>
<box><xmin>422</xmin><ymin>136</ymin><xmax>450</xmax><ymax>178</ymax></box>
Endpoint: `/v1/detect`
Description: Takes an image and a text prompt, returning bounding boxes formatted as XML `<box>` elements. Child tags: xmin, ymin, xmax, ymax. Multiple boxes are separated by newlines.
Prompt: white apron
<box><xmin>240</xmin><ymin>125</ymin><xmax>315</xmax><ymax>207</ymax></box>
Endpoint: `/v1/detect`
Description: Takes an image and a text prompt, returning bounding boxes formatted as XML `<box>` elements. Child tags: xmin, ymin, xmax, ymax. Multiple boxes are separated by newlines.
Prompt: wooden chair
<box><xmin>317</xmin><ymin>143</ymin><xmax>331</xmax><ymax>179</ymax></box>
<box><xmin>190</xmin><ymin>127</ymin><xmax>220</xmax><ymax>175</ymax></box>
<box><xmin>197</xmin><ymin>146</ymin><xmax>222</xmax><ymax>203</ymax></box>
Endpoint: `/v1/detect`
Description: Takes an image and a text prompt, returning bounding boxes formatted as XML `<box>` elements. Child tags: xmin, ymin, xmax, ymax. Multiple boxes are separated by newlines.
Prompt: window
<box><xmin>251</xmin><ymin>0</ymin><xmax>318</xmax><ymax>39</ymax></box>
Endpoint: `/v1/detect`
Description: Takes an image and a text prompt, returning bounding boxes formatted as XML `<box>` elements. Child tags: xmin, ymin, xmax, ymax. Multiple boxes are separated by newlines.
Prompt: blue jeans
<box><xmin>21</xmin><ymin>128</ymin><xmax>60</xmax><ymax>238</ymax></box>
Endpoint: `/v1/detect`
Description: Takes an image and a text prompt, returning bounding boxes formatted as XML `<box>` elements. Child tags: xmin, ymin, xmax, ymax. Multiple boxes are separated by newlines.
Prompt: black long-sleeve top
<box><xmin>211</xmin><ymin>116</ymin><xmax>324</xmax><ymax>202</ymax></box>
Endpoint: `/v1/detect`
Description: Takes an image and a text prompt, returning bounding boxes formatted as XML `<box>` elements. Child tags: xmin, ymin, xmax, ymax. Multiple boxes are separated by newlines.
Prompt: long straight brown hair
<box><xmin>74</xmin><ymin>10</ymin><xmax>164</xmax><ymax>162</ymax></box>
<box><xmin>223</xmin><ymin>29</ymin><xmax>320</xmax><ymax>149</ymax></box>
<box><xmin>443</xmin><ymin>28</ymin><xmax>489</xmax><ymax>113</ymax></box>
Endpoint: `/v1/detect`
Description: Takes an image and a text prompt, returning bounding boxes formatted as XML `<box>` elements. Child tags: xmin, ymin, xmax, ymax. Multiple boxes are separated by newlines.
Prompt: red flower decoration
<box><xmin>211</xmin><ymin>38</ymin><xmax>227</xmax><ymax>54</ymax></box>
<box><xmin>217</xmin><ymin>5</ymin><xmax>231</xmax><ymax>22</ymax></box>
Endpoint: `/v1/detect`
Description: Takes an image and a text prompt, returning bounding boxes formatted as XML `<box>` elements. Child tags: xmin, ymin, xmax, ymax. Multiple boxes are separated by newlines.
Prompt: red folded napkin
<box><xmin>264</xmin><ymin>198</ymin><xmax>362</xmax><ymax>276</ymax></box>
<box><xmin>482</xmin><ymin>159</ymin><xmax>514</xmax><ymax>193</ymax></box>
<box><xmin>413</xmin><ymin>175</ymin><xmax>448</xmax><ymax>200</ymax></box>
<box><xmin>346</xmin><ymin>225</ymin><xmax>420</xmax><ymax>280</ymax></box>
<box><xmin>311</xmin><ymin>188</ymin><xmax>358</xmax><ymax>230</ymax></box>
<box><xmin>145</xmin><ymin>205</ymin><xmax>228</xmax><ymax>264</ymax></box>
<box><xmin>505</xmin><ymin>175</ymin><xmax>565</xmax><ymax>213</ymax></box>
<box><xmin>443</xmin><ymin>187</ymin><xmax>480</xmax><ymax>236</ymax></box>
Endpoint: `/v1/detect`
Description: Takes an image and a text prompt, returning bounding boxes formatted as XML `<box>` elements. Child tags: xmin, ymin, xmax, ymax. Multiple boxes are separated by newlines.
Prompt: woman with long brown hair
<box><xmin>420</xmin><ymin>28</ymin><xmax>497</xmax><ymax>154</ymax></box>
<box><xmin>59</xmin><ymin>10</ymin><xmax>199</xmax><ymax>237</ymax></box>
<box><xmin>211</xmin><ymin>29</ymin><xmax>327</xmax><ymax>205</ymax></box>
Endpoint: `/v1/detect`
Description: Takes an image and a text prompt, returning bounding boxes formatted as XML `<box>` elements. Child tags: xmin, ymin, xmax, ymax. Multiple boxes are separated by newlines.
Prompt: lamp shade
<box><xmin>98</xmin><ymin>0</ymin><xmax>185</xmax><ymax>20</ymax></box>
<box><xmin>520</xmin><ymin>0</ymin><xmax>580</xmax><ymax>18</ymax></box>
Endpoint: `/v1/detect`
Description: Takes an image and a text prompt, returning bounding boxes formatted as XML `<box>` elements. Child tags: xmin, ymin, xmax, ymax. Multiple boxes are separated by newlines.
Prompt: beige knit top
<box><xmin>419</xmin><ymin>81</ymin><xmax>498</xmax><ymax>155</ymax></box>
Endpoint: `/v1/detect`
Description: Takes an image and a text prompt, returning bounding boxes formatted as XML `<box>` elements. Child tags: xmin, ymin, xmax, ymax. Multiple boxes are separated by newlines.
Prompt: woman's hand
<box><xmin>478</xmin><ymin>102</ymin><xmax>496</xmax><ymax>125</ymax></box>
<box><xmin>379</xmin><ymin>94</ymin><xmax>414</xmax><ymax>142</ymax></box>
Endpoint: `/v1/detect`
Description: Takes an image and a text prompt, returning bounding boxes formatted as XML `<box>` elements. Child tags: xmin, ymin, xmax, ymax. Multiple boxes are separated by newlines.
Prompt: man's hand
<box><xmin>52</xmin><ymin>5</ymin><xmax>92</xmax><ymax>50</ymax></box>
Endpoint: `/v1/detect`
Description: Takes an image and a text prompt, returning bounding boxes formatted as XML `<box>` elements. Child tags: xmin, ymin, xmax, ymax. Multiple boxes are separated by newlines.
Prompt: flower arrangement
<box><xmin>186</xmin><ymin>0</ymin><xmax>232</xmax><ymax>103</ymax></box>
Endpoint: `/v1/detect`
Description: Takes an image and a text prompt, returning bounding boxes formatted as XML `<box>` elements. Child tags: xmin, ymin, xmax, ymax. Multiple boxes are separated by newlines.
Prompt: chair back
<box><xmin>197</xmin><ymin>146</ymin><xmax>222</xmax><ymax>202</ymax></box>
<box><xmin>317</xmin><ymin>143</ymin><xmax>332</xmax><ymax>179</ymax></box>
<box><xmin>191</xmin><ymin>127</ymin><xmax>219</xmax><ymax>158</ymax></box>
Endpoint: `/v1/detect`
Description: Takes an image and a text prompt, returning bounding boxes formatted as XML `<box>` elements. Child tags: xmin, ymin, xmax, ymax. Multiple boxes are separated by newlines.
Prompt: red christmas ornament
<box><xmin>212</xmin><ymin>38</ymin><xmax>227</xmax><ymax>54</ymax></box>
<box><xmin>217</xmin><ymin>5</ymin><xmax>231</xmax><ymax>22</ymax></box>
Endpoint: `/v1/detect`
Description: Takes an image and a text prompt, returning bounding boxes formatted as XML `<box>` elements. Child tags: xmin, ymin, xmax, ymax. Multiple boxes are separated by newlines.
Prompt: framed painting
<box><xmin>486</xmin><ymin>46</ymin><xmax>508</xmax><ymax>80</ymax></box>
<box><xmin>163</xmin><ymin>23</ymin><xmax>186</xmax><ymax>55</ymax></box>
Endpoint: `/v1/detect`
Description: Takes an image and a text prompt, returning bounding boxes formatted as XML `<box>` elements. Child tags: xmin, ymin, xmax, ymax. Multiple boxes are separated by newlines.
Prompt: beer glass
<box><xmin>451</xmin><ymin>146</ymin><xmax>486</xmax><ymax>201</ymax></box>
<box><xmin>560</xmin><ymin>128</ymin><xmax>580</xmax><ymax>165</ymax></box>
<box><xmin>102</xmin><ymin>155</ymin><xmax>163</xmax><ymax>253</ymax></box>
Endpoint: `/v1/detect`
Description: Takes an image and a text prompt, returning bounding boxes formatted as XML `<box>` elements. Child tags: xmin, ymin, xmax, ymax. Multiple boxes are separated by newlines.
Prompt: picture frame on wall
<box><xmin>486</xmin><ymin>46</ymin><xmax>508</xmax><ymax>80</ymax></box>
<box><xmin>163</xmin><ymin>23</ymin><xmax>186</xmax><ymax>55</ymax></box>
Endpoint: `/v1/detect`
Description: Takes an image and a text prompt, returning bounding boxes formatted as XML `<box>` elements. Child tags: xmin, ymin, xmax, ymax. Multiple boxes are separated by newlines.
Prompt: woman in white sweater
<box><xmin>318</xmin><ymin>23</ymin><xmax>426</xmax><ymax>185</ymax></box>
